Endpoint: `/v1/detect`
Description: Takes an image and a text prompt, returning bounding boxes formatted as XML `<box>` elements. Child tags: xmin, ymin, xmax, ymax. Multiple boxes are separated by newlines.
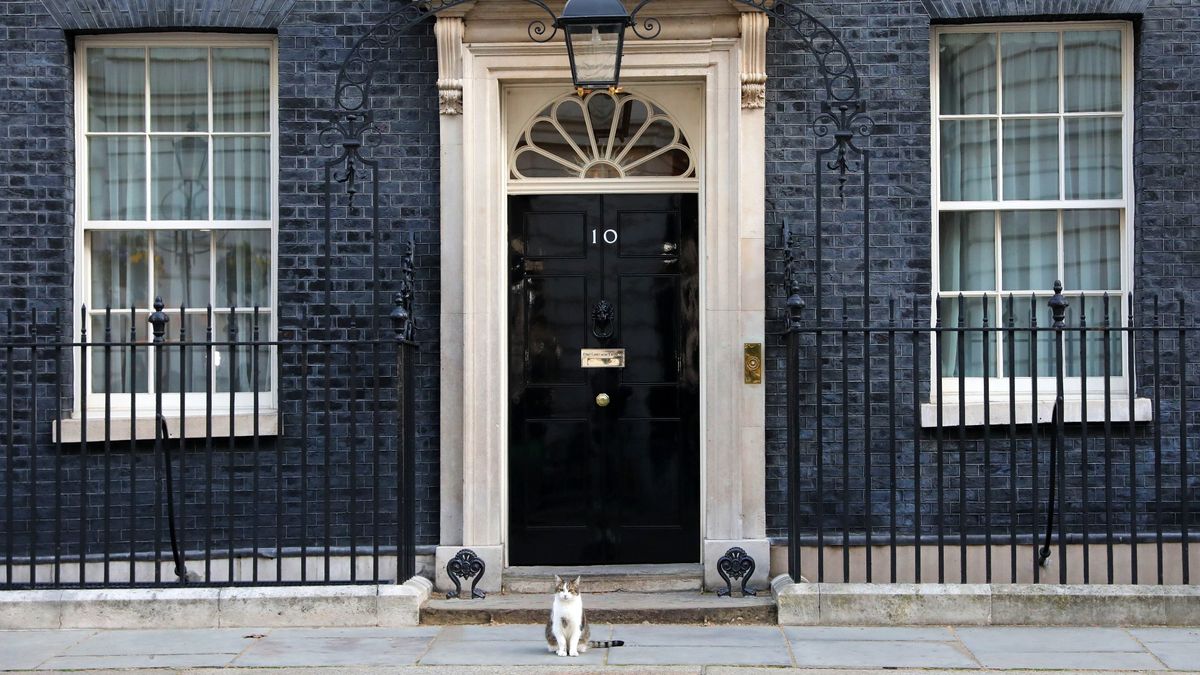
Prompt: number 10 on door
<box><xmin>592</xmin><ymin>228</ymin><xmax>618</xmax><ymax>245</ymax></box>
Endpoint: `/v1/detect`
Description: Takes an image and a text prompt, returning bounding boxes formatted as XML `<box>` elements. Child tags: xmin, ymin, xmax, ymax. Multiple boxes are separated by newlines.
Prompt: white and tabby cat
<box><xmin>544</xmin><ymin>575</ymin><xmax>624</xmax><ymax>657</ymax></box>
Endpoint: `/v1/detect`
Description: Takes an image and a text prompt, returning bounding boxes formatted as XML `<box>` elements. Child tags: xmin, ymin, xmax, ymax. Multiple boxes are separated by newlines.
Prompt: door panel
<box><xmin>509</xmin><ymin>193</ymin><xmax>699</xmax><ymax>566</ymax></box>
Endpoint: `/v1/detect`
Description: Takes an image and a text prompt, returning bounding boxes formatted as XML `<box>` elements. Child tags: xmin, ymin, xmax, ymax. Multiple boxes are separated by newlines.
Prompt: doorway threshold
<box><xmin>504</xmin><ymin>563</ymin><xmax>702</xmax><ymax>594</ymax></box>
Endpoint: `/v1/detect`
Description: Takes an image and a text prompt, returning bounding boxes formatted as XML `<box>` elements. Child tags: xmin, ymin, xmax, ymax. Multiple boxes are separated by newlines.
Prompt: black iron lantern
<box><xmin>555</xmin><ymin>0</ymin><xmax>635</xmax><ymax>91</ymax></box>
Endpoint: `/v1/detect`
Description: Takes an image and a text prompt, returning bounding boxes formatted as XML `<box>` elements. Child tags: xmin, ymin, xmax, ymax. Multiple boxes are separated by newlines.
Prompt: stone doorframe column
<box><xmin>434</xmin><ymin>0</ymin><xmax>771</xmax><ymax>593</ymax></box>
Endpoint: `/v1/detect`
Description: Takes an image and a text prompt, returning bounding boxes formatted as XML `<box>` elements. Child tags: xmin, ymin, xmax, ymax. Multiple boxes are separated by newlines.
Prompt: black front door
<box><xmin>508</xmin><ymin>193</ymin><xmax>700</xmax><ymax>566</ymax></box>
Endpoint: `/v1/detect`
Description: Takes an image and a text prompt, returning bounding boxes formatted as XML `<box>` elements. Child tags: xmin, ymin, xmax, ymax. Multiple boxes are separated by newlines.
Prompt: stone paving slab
<box><xmin>417</xmin><ymin>637</ymin><xmax>609</xmax><ymax>666</ymax></box>
<box><xmin>955</xmin><ymin>626</ymin><xmax>1145</xmax><ymax>652</ymax></box>
<box><xmin>263</xmin><ymin>626</ymin><xmax>440</xmax><ymax>640</ymax></box>
<box><xmin>606</xmin><ymin>644</ymin><xmax>792</xmax><ymax>666</ymax></box>
<box><xmin>232</xmin><ymin>629</ymin><xmax>434</xmax><ymax>667</ymax></box>
<box><xmin>5</xmin><ymin>625</ymin><xmax>1200</xmax><ymax>672</ymax></box>
<box><xmin>1138</xmin><ymin>642</ymin><xmax>1200</xmax><ymax>671</ymax></box>
<box><xmin>436</xmin><ymin>623</ymin><xmax>612</xmax><ymax>642</ymax></box>
<box><xmin>787</xmin><ymin>638</ymin><xmax>979</xmax><ymax>669</ymax></box>
<box><xmin>62</xmin><ymin>627</ymin><xmax>258</xmax><ymax>656</ymax></box>
<box><xmin>36</xmin><ymin>653</ymin><xmax>239</xmax><ymax>670</ymax></box>
<box><xmin>0</xmin><ymin>629</ymin><xmax>95</xmax><ymax>669</ymax></box>
<box><xmin>610</xmin><ymin>624</ymin><xmax>784</xmax><ymax>647</ymax></box>
<box><xmin>1131</xmin><ymin>627</ymin><xmax>1200</xmax><ymax>643</ymax></box>
<box><xmin>783</xmin><ymin>626</ymin><xmax>955</xmax><ymax>641</ymax></box>
<box><xmin>955</xmin><ymin>626</ymin><xmax>1165</xmax><ymax>671</ymax></box>
<box><xmin>965</xmin><ymin>650</ymin><xmax>1167</xmax><ymax>670</ymax></box>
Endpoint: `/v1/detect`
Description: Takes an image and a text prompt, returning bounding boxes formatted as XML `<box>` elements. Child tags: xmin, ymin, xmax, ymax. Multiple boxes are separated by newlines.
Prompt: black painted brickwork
<box><xmin>0</xmin><ymin>0</ymin><xmax>443</xmax><ymax>562</ymax></box>
<box><xmin>763</xmin><ymin>0</ymin><xmax>1200</xmax><ymax>544</ymax></box>
<box><xmin>2</xmin><ymin>0</ymin><xmax>1200</xmax><ymax>564</ymax></box>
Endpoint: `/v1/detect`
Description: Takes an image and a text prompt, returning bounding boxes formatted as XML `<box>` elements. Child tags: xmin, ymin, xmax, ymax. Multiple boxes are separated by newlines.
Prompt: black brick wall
<box><xmin>0</xmin><ymin>0</ymin><xmax>443</xmax><ymax>565</ymax></box>
<box><xmin>2</xmin><ymin>0</ymin><xmax>1198</xmax><ymax>568</ymax></box>
<box><xmin>763</xmin><ymin>0</ymin><xmax>1200</xmax><ymax>545</ymax></box>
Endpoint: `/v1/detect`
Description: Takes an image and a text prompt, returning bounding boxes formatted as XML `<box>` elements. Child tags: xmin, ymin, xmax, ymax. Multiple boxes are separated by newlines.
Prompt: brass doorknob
<box><xmin>595</xmin><ymin>393</ymin><xmax>611</xmax><ymax>407</ymax></box>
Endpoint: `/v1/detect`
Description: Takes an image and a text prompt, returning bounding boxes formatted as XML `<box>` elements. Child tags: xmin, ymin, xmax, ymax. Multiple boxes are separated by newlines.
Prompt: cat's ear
<box><xmin>573</xmin><ymin>576</ymin><xmax>581</xmax><ymax>588</ymax></box>
<box><xmin>554</xmin><ymin>574</ymin><xmax>562</xmax><ymax>587</ymax></box>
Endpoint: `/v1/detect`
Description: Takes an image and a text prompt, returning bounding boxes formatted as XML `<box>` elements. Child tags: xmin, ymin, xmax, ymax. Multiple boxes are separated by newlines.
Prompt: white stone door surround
<box><xmin>434</xmin><ymin>0</ymin><xmax>770</xmax><ymax>592</ymax></box>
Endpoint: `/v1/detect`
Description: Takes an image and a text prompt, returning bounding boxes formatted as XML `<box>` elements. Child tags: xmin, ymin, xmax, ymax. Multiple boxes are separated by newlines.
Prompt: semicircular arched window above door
<box><xmin>510</xmin><ymin>91</ymin><xmax>696</xmax><ymax>181</ymax></box>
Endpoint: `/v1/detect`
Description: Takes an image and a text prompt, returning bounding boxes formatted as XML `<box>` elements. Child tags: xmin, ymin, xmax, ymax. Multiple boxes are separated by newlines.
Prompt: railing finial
<box><xmin>1049</xmin><ymin>280</ymin><xmax>1069</xmax><ymax>329</ymax></box>
<box><xmin>149</xmin><ymin>296</ymin><xmax>169</xmax><ymax>342</ymax></box>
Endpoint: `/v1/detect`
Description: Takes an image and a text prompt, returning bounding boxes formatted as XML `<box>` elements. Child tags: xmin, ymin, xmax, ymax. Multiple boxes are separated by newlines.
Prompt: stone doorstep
<box><xmin>0</xmin><ymin>577</ymin><xmax>432</xmax><ymax>630</ymax></box>
<box><xmin>771</xmin><ymin>575</ymin><xmax>1200</xmax><ymax>627</ymax></box>
<box><xmin>422</xmin><ymin>591</ymin><xmax>777</xmax><ymax>625</ymax></box>
<box><xmin>503</xmin><ymin>563</ymin><xmax>704</xmax><ymax>594</ymax></box>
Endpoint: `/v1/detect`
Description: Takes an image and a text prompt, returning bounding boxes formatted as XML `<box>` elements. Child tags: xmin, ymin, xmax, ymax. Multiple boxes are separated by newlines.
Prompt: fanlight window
<box><xmin>511</xmin><ymin>91</ymin><xmax>695</xmax><ymax>180</ymax></box>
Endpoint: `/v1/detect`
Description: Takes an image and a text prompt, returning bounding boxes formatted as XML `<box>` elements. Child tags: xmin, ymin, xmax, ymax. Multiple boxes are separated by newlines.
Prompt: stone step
<box><xmin>502</xmin><ymin>563</ymin><xmax>703</xmax><ymax>594</ymax></box>
<box><xmin>421</xmin><ymin>591</ymin><xmax>775</xmax><ymax>625</ymax></box>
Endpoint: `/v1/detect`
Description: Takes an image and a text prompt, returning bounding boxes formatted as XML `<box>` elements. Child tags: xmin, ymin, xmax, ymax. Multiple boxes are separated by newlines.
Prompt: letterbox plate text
<box><xmin>581</xmin><ymin>348</ymin><xmax>626</xmax><ymax>368</ymax></box>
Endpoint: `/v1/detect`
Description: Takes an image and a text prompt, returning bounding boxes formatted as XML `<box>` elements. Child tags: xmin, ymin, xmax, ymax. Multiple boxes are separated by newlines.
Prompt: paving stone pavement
<box><xmin>2</xmin><ymin>625</ymin><xmax>1200</xmax><ymax>672</ymax></box>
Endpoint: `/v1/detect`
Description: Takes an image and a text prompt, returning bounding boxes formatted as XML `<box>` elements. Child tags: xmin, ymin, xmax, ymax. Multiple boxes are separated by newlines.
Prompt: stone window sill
<box><xmin>920</xmin><ymin>398</ymin><xmax>1152</xmax><ymax>428</ymax></box>
<box><xmin>53</xmin><ymin>413</ymin><xmax>279</xmax><ymax>444</ymax></box>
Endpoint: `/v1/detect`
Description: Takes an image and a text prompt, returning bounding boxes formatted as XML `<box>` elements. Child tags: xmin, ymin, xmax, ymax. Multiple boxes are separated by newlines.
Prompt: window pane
<box><xmin>1001</xmin><ymin>211</ymin><xmax>1057</xmax><ymax>292</ymax></box>
<box><xmin>938</xmin><ymin>297</ymin><xmax>994</xmax><ymax>377</ymax></box>
<box><xmin>150</xmin><ymin>47</ymin><xmax>208</xmax><ymax>132</ymax></box>
<box><xmin>1003</xmin><ymin>119</ymin><xmax>1059</xmax><ymax>200</ymax></box>
<box><xmin>1065</xmin><ymin>117</ymin><xmax>1122</xmax><ymax>199</ymax></box>
<box><xmin>1064</xmin><ymin>30</ymin><xmax>1122</xmax><ymax>113</ymax></box>
<box><xmin>939</xmin><ymin>33</ymin><xmax>996</xmax><ymax>115</ymax></box>
<box><xmin>214</xmin><ymin>137</ymin><xmax>269</xmax><ymax>220</ymax></box>
<box><xmin>216</xmin><ymin>313</ymin><xmax>270</xmax><ymax>393</ymax></box>
<box><xmin>86</xmin><ymin>48</ymin><xmax>145</xmax><ymax>132</ymax></box>
<box><xmin>1066</xmin><ymin>296</ymin><xmax>1123</xmax><ymax>377</ymax></box>
<box><xmin>153</xmin><ymin>230</ymin><xmax>211</xmax><ymax>309</ymax></box>
<box><xmin>151</xmin><ymin>137</ymin><xmax>209</xmax><ymax>220</ymax></box>
<box><xmin>1001</xmin><ymin>32</ymin><xmax>1059</xmax><ymax>114</ymax></box>
<box><xmin>88</xmin><ymin>136</ymin><xmax>146</xmax><ymax>220</ymax></box>
<box><xmin>89</xmin><ymin>231</ymin><xmax>149</xmax><ymax>309</ymax></box>
<box><xmin>216</xmin><ymin>230</ymin><xmax>271</xmax><ymax>308</ymax></box>
<box><xmin>213</xmin><ymin>48</ymin><xmax>269</xmax><ymax>132</ymax></box>
<box><xmin>940</xmin><ymin>120</ymin><xmax>996</xmax><ymax>201</ymax></box>
<box><xmin>1004</xmin><ymin>298</ymin><xmax>1055</xmax><ymax>377</ymax></box>
<box><xmin>89</xmin><ymin>312</ymin><xmax>149</xmax><ymax>394</ymax></box>
<box><xmin>162</xmin><ymin>313</ymin><xmax>209</xmax><ymax>393</ymax></box>
<box><xmin>1064</xmin><ymin>210</ymin><xmax>1121</xmax><ymax>290</ymax></box>
<box><xmin>939</xmin><ymin>211</ymin><xmax>995</xmax><ymax>292</ymax></box>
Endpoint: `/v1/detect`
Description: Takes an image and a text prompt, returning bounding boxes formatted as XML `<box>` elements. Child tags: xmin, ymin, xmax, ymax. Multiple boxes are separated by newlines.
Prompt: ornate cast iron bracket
<box><xmin>716</xmin><ymin>546</ymin><xmax>758</xmax><ymax>597</ymax></box>
<box><xmin>445</xmin><ymin>548</ymin><xmax>487</xmax><ymax>599</ymax></box>
<box><xmin>524</xmin><ymin>0</ymin><xmax>661</xmax><ymax>45</ymax></box>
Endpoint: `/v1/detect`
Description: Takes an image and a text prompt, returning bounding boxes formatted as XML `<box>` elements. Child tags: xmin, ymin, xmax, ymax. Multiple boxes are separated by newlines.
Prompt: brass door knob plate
<box><xmin>595</xmin><ymin>393</ymin><xmax>611</xmax><ymax>407</ymax></box>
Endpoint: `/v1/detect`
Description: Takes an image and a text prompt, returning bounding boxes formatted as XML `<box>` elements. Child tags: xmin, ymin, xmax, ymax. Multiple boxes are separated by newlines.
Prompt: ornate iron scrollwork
<box><xmin>523</xmin><ymin>0</ymin><xmax>561</xmax><ymax>43</ymax></box>
<box><xmin>628</xmin><ymin>0</ymin><xmax>662</xmax><ymax>39</ymax></box>
<box><xmin>389</xmin><ymin>234</ymin><xmax>417</xmax><ymax>343</ymax></box>
<box><xmin>591</xmin><ymin>299</ymin><xmax>616</xmax><ymax>340</ymax></box>
<box><xmin>782</xmin><ymin>220</ymin><xmax>804</xmax><ymax>331</ymax></box>
<box><xmin>716</xmin><ymin>546</ymin><xmax>758</xmax><ymax>597</ymax></box>
<box><xmin>445</xmin><ymin>548</ymin><xmax>487</xmax><ymax>599</ymax></box>
<box><xmin>812</xmin><ymin>100</ymin><xmax>875</xmax><ymax>196</ymax></box>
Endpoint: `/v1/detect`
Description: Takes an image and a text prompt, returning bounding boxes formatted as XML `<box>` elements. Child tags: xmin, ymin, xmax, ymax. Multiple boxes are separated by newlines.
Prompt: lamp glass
<box><xmin>565</xmin><ymin>23</ymin><xmax>624</xmax><ymax>89</ymax></box>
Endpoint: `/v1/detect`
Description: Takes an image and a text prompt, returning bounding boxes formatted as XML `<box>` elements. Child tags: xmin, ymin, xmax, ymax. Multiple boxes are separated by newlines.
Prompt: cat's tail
<box><xmin>588</xmin><ymin>640</ymin><xmax>625</xmax><ymax>648</ymax></box>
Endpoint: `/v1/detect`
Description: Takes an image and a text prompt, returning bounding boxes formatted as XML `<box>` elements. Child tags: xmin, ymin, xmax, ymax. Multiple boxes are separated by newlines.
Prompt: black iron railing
<box><xmin>784</xmin><ymin>282</ymin><xmax>1197</xmax><ymax>585</ymax></box>
<box><xmin>0</xmin><ymin>294</ymin><xmax>417</xmax><ymax>589</ymax></box>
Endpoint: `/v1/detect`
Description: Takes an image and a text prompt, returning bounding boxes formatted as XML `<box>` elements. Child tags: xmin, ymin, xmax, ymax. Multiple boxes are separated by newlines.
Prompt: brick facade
<box><xmin>0</xmin><ymin>0</ymin><xmax>1197</xmax><ymax>563</ymax></box>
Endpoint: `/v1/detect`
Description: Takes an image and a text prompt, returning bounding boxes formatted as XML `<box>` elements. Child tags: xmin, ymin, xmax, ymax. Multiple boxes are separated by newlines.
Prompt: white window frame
<box><xmin>72</xmin><ymin>33</ymin><xmax>279</xmax><ymax>418</ymax></box>
<box><xmin>930</xmin><ymin>21</ymin><xmax>1136</xmax><ymax>416</ymax></box>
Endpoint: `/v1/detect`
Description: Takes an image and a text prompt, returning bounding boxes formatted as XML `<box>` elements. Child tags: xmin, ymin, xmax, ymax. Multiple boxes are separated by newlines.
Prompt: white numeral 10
<box><xmin>591</xmin><ymin>228</ymin><xmax>618</xmax><ymax>245</ymax></box>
